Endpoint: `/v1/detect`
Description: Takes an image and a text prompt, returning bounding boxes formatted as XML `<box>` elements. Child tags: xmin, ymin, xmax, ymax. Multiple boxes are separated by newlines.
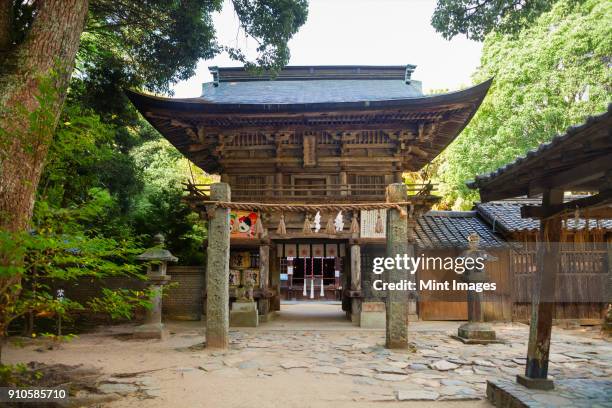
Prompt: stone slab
<box><xmin>451</xmin><ymin>335</ymin><xmax>506</xmax><ymax>345</ymax></box>
<box><xmin>516</xmin><ymin>374</ymin><xmax>554</xmax><ymax>390</ymax></box>
<box><xmin>360</xmin><ymin>302</ymin><xmax>386</xmax><ymax>329</ymax></box>
<box><xmin>487</xmin><ymin>378</ymin><xmax>612</xmax><ymax>408</ymax></box>
<box><xmin>230</xmin><ymin>302</ymin><xmax>259</xmax><ymax>327</ymax></box>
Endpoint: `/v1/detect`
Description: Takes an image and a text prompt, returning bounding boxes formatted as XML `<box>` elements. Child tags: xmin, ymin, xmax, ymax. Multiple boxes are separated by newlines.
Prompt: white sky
<box><xmin>172</xmin><ymin>0</ymin><xmax>483</xmax><ymax>98</ymax></box>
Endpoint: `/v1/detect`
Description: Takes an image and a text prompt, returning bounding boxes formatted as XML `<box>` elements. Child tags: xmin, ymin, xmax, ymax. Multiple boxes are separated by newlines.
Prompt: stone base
<box><xmin>350</xmin><ymin>298</ymin><xmax>361</xmax><ymax>326</ymax></box>
<box><xmin>258</xmin><ymin>311</ymin><xmax>278</xmax><ymax>323</ymax></box>
<box><xmin>451</xmin><ymin>322</ymin><xmax>504</xmax><ymax>344</ymax></box>
<box><xmin>488</xmin><ymin>378</ymin><xmax>611</xmax><ymax>408</ymax></box>
<box><xmin>516</xmin><ymin>374</ymin><xmax>554</xmax><ymax>390</ymax></box>
<box><xmin>360</xmin><ymin>301</ymin><xmax>386</xmax><ymax>329</ymax></box>
<box><xmin>133</xmin><ymin>323</ymin><xmax>167</xmax><ymax>340</ymax></box>
<box><xmin>230</xmin><ymin>301</ymin><xmax>259</xmax><ymax>327</ymax></box>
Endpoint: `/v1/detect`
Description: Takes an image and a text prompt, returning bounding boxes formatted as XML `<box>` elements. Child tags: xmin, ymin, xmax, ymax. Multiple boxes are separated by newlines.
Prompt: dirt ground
<box><xmin>4</xmin><ymin>303</ymin><xmax>610</xmax><ymax>408</ymax></box>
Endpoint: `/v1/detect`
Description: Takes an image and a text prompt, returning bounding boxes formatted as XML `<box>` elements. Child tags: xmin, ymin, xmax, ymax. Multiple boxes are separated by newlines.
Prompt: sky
<box><xmin>172</xmin><ymin>0</ymin><xmax>483</xmax><ymax>98</ymax></box>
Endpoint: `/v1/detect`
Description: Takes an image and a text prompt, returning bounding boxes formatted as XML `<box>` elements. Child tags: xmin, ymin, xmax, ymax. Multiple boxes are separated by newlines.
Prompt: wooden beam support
<box><xmin>519</xmin><ymin>188</ymin><xmax>563</xmax><ymax>389</ymax></box>
<box><xmin>521</xmin><ymin>190</ymin><xmax>612</xmax><ymax>219</ymax></box>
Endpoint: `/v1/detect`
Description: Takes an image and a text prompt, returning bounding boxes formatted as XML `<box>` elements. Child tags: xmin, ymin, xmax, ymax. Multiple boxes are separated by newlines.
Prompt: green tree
<box><xmin>1</xmin><ymin>0</ymin><xmax>308</xmax><ymax>358</ymax></box>
<box><xmin>431</xmin><ymin>0</ymin><xmax>584</xmax><ymax>40</ymax></box>
<box><xmin>435</xmin><ymin>0</ymin><xmax>611</xmax><ymax>209</ymax></box>
<box><xmin>130</xmin><ymin>138</ymin><xmax>211</xmax><ymax>264</ymax></box>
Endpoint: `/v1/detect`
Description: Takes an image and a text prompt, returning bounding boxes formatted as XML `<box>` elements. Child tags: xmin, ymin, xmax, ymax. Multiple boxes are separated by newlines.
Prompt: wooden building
<box><xmin>127</xmin><ymin>65</ymin><xmax>491</xmax><ymax>325</ymax></box>
<box><xmin>468</xmin><ymin>104</ymin><xmax>611</xmax><ymax>391</ymax></box>
<box><xmin>476</xmin><ymin>199</ymin><xmax>611</xmax><ymax>323</ymax></box>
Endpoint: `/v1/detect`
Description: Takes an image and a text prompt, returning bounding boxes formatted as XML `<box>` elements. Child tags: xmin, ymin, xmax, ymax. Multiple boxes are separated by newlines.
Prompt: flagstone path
<box><xmin>4</xmin><ymin>303</ymin><xmax>611</xmax><ymax>407</ymax></box>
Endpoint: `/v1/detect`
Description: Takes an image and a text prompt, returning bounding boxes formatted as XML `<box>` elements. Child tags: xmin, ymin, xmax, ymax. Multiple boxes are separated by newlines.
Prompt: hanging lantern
<box><xmin>375</xmin><ymin>209</ymin><xmax>384</xmax><ymax>233</ymax></box>
<box><xmin>276</xmin><ymin>213</ymin><xmax>287</xmax><ymax>235</ymax></box>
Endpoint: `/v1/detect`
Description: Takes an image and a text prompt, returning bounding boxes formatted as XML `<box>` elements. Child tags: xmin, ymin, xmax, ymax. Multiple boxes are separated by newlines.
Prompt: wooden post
<box><xmin>340</xmin><ymin>170</ymin><xmax>348</xmax><ymax>196</ymax></box>
<box><xmin>385</xmin><ymin>183</ymin><xmax>410</xmax><ymax>348</ymax></box>
<box><xmin>517</xmin><ymin>189</ymin><xmax>563</xmax><ymax>389</ymax></box>
<box><xmin>350</xmin><ymin>243</ymin><xmax>361</xmax><ymax>291</ymax></box>
<box><xmin>350</xmin><ymin>242</ymin><xmax>361</xmax><ymax>325</ymax></box>
<box><xmin>258</xmin><ymin>244</ymin><xmax>270</xmax><ymax>318</ymax></box>
<box><xmin>406</xmin><ymin>216</ymin><xmax>418</xmax><ymax>320</ymax></box>
<box><xmin>275</xmin><ymin>171</ymin><xmax>283</xmax><ymax>197</ymax></box>
<box><xmin>205</xmin><ymin>183</ymin><xmax>231</xmax><ymax>348</ymax></box>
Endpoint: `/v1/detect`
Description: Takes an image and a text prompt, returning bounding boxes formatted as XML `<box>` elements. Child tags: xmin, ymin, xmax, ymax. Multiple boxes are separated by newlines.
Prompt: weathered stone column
<box><xmin>258</xmin><ymin>243</ymin><xmax>271</xmax><ymax>319</ymax></box>
<box><xmin>517</xmin><ymin>189</ymin><xmax>562</xmax><ymax>389</ymax></box>
<box><xmin>205</xmin><ymin>183</ymin><xmax>231</xmax><ymax>348</ymax></box>
<box><xmin>350</xmin><ymin>242</ymin><xmax>361</xmax><ymax>325</ymax></box>
<box><xmin>406</xmin><ymin>216</ymin><xmax>418</xmax><ymax>320</ymax></box>
<box><xmin>604</xmin><ymin>235</ymin><xmax>612</xmax><ymax>335</ymax></box>
<box><xmin>385</xmin><ymin>183</ymin><xmax>409</xmax><ymax>349</ymax></box>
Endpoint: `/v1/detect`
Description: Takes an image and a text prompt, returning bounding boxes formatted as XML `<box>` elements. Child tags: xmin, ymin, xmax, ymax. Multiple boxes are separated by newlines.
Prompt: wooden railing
<box><xmin>184</xmin><ymin>182</ymin><xmax>436</xmax><ymax>202</ymax></box>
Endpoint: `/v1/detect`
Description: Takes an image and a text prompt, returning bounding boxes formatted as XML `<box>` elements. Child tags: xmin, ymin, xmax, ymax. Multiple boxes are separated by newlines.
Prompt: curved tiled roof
<box><xmin>415</xmin><ymin>211</ymin><xmax>506</xmax><ymax>249</ymax></box>
<box><xmin>476</xmin><ymin>200</ymin><xmax>612</xmax><ymax>233</ymax></box>
<box><xmin>200</xmin><ymin>79</ymin><xmax>423</xmax><ymax>104</ymax></box>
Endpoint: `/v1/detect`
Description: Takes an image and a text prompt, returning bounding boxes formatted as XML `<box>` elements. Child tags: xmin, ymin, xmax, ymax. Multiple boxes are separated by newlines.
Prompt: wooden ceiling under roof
<box><xmin>126</xmin><ymin>73</ymin><xmax>492</xmax><ymax>175</ymax></box>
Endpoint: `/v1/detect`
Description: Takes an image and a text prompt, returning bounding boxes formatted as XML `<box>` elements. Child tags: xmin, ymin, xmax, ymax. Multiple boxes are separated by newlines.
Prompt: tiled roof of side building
<box><xmin>415</xmin><ymin>211</ymin><xmax>507</xmax><ymax>250</ymax></box>
<box><xmin>475</xmin><ymin>200</ymin><xmax>612</xmax><ymax>233</ymax></box>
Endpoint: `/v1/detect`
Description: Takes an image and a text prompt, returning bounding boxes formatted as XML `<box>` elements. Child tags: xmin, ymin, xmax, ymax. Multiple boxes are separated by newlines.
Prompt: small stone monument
<box><xmin>230</xmin><ymin>278</ymin><xmax>258</xmax><ymax>327</ymax></box>
<box><xmin>134</xmin><ymin>234</ymin><xmax>177</xmax><ymax>339</ymax></box>
<box><xmin>452</xmin><ymin>233</ymin><xmax>503</xmax><ymax>344</ymax></box>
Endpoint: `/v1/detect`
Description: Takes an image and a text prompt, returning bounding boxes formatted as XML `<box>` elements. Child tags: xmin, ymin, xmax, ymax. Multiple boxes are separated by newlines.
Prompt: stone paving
<box><xmin>184</xmin><ymin>321</ymin><xmax>612</xmax><ymax>404</ymax></box>
<box><xmin>487</xmin><ymin>378</ymin><xmax>612</xmax><ymax>408</ymax></box>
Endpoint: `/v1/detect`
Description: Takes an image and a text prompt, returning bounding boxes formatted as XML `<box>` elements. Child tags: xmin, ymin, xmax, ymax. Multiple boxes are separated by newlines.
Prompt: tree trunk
<box><xmin>0</xmin><ymin>0</ymin><xmax>89</xmax><ymax>363</ymax></box>
<box><xmin>0</xmin><ymin>0</ymin><xmax>11</xmax><ymax>52</ymax></box>
<box><xmin>0</xmin><ymin>0</ymin><xmax>89</xmax><ymax>232</ymax></box>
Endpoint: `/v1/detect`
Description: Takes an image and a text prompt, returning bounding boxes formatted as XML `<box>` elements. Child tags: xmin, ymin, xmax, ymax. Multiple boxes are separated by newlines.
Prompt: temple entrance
<box><xmin>280</xmin><ymin>257</ymin><xmax>342</xmax><ymax>301</ymax></box>
<box><xmin>276</xmin><ymin>241</ymin><xmax>345</xmax><ymax>302</ymax></box>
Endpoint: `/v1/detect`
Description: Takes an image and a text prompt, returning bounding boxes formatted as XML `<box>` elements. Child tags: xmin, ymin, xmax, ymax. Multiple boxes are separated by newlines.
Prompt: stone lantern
<box><xmin>134</xmin><ymin>234</ymin><xmax>177</xmax><ymax>339</ymax></box>
<box><xmin>452</xmin><ymin>233</ymin><xmax>503</xmax><ymax>344</ymax></box>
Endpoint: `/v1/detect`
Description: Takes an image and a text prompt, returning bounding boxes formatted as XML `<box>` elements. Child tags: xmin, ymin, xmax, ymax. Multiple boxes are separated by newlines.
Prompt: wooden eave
<box><xmin>469</xmin><ymin>105</ymin><xmax>612</xmax><ymax>203</ymax></box>
<box><xmin>126</xmin><ymin>79</ymin><xmax>492</xmax><ymax>174</ymax></box>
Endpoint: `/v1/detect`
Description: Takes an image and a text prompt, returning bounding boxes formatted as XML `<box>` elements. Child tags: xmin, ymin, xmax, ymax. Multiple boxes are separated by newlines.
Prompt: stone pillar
<box><xmin>385</xmin><ymin>183</ymin><xmax>409</xmax><ymax>349</ymax></box>
<box><xmin>350</xmin><ymin>243</ymin><xmax>361</xmax><ymax>325</ymax></box>
<box><xmin>269</xmin><ymin>244</ymin><xmax>281</xmax><ymax>312</ymax></box>
<box><xmin>258</xmin><ymin>244</ymin><xmax>271</xmax><ymax>320</ymax></box>
<box><xmin>406</xmin><ymin>216</ymin><xmax>418</xmax><ymax>320</ymax></box>
<box><xmin>604</xmin><ymin>235</ymin><xmax>612</xmax><ymax>335</ymax></box>
<box><xmin>134</xmin><ymin>282</ymin><xmax>167</xmax><ymax>339</ymax></box>
<box><xmin>205</xmin><ymin>183</ymin><xmax>231</xmax><ymax>348</ymax></box>
<box><xmin>517</xmin><ymin>189</ymin><xmax>563</xmax><ymax>390</ymax></box>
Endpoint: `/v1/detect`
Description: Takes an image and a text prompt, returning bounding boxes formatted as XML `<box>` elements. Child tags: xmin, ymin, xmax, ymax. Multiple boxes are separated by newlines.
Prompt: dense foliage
<box><xmin>431</xmin><ymin>0</ymin><xmax>584</xmax><ymax>40</ymax></box>
<box><xmin>434</xmin><ymin>0</ymin><xmax>611</xmax><ymax>209</ymax></box>
<box><xmin>1</xmin><ymin>0</ymin><xmax>307</xmax><ymax>355</ymax></box>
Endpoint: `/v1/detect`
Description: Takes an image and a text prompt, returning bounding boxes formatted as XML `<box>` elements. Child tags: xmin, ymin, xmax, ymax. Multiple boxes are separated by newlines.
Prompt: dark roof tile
<box><xmin>415</xmin><ymin>211</ymin><xmax>506</xmax><ymax>250</ymax></box>
<box><xmin>476</xmin><ymin>200</ymin><xmax>612</xmax><ymax>233</ymax></box>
